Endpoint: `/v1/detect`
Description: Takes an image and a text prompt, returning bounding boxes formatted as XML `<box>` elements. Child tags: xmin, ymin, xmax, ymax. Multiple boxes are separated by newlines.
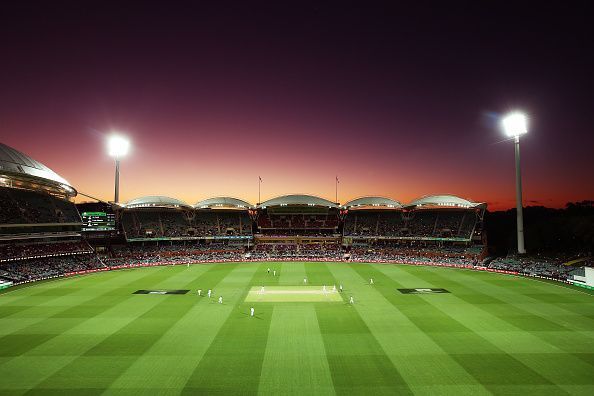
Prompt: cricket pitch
<box><xmin>244</xmin><ymin>286</ymin><xmax>344</xmax><ymax>302</ymax></box>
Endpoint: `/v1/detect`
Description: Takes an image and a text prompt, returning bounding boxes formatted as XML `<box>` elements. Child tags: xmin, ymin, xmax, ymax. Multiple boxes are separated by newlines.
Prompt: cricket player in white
<box><xmin>208</xmin><ymin>289</ymin><xmax>212</xmax><ymax>298</ymax></box>
<box><xmin>218</xmin><ymin>296</ymin><xmax>223</xmax><ymax>304</ymax></box>
<box><xmin>370</xmin><ymin>278</ymin><xmax>374</xmax><ymax>284</ymax></box>
<box><xmin>304</xmin><ymin>277</ymin><xmax>307</xmax><ymax>284</ymax></box>
<box><xmin>250</xmin><ymin>307</ymin><xmax>254</xmax><ymax>317</ymax></box>
<box><xmin>273</xmin><ymin>270</ymin><xmax>276</xmax><ymax>276</ymax></box>
<box><xmin>267</xmin><ymin>268</ymin><xmax>270</xmax><ymax>273</ymax></box>
<box><xmin>197</xmin><ymin>289</ymin><xmax>202</xmax><ymax>296</ymax></box>
<box><xmin>187</xmin><ymin>263</ymin><xmax>190</xmax><ymax>268</ymax></box>
<box><xmin>349</xmin><ymin>296</ymin><xmax>354</xmax><ymax>304</ymax></box>
<box><xmin>339</xmin><ymin>284</ymin><xmax>343</xmax><ymax>292</ymax></box>
<box><xmin>260</xmin><ymin>286</ymin><xmax>265</xmax><ymax>293</ymax></box>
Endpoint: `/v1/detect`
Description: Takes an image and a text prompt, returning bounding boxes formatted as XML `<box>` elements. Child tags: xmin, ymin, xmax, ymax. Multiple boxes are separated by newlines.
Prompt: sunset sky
<box><xmin>1</xmin><ymin>2</ymin><xmax>592</xmax><ymax>210</ymax></box>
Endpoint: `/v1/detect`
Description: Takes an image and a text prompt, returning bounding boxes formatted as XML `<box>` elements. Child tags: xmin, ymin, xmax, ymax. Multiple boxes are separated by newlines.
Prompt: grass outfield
<box><xmin>0</xmin><ymin>262</ymin><xmax>592</xmax><ymax>395</ymax></box>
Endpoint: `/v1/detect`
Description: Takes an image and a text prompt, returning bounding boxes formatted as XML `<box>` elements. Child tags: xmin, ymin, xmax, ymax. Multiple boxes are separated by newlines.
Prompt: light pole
<box><xmin>501</xmin><ymin>111</ymin><xmax>528</xmax><ymax>254</ymax></box>
<box><xmin>107</xmin><ymin>134</ymin><xmax>130</xmax><ymax>203</ymax></box>
<box><xmin>258</xmin><ymin>176</ymin><xmax>262</xmax><ymax>204</ymax></box>
<box><xmin>335</xmin><ymin>176</ymin><xmax>339</xmax><ymax>204</ymax></box>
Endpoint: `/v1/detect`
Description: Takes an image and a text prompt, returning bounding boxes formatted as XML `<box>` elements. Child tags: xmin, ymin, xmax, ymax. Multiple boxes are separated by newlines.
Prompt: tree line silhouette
<box><xmin>486</xmin><ymin>201</ymin><xmax>594</xmax><ymax>256</ymax></box>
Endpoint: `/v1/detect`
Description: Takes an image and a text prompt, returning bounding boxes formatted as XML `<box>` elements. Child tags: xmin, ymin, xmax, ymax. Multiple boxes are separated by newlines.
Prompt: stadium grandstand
<box><xmin>343</xmin><ymin>195</ymin><xmax>486</xmax><ymax>261</ymax></box>
<box><xmin>0</xmin><ymin>143</ymin><xmax>102</xmax><ymax>284</ymax></box>
<box><xmin>120</xmin><ymin>196</ymin><xmax>194</xmax><ymax>240</ymax></box>
<box><xmin>255</xmin><ymin>194</ymin><xmax>341</xmax><ymax>248</ymax></box>
<box><xmin>343</xmin><ymin>196</ymin><xmax>404</xmax><ymax>237</ymax></box>
<box><xmin>0</xmin><ymin>143</ymin><xmax>81</xmax><ymax>237</ymax></box>
<box><xmin>404</xmin><ymin>195</ymin><xmax>485</xmax><ymax>241</ymax></box>
<box><xmin>193</xmin><ymin>197</ymin><xmax>252</xmax><ymax>239</ymax></box>
<box><xmin>119</xmin><ymin>195</ymin><xmax>253</xmax><ymax>243</ymax></box>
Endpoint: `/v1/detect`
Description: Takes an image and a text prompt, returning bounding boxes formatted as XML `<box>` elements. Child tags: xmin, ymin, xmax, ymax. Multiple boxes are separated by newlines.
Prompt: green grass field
<box><xmin>0</xmin><ymin>262</ymin><xmax>593</xmax><ymax>395</ymax></box>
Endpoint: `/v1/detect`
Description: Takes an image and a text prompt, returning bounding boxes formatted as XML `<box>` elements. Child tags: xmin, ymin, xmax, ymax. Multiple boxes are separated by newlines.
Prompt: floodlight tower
<box><xmin>107</xmin><ymin>134</ymin><xmax>130</xmax><ymax>203</ymax></box>
<box><xmin>502</xmin><ymin>112</ymin><xmax>528</xmax><ymax>254</ymax></box>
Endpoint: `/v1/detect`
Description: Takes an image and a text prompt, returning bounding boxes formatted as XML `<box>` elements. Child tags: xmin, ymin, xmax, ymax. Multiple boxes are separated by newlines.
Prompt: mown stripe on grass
<box><xmin>306</xmin><ymin>262</ymin><xmax>414</xmax><ymax>395</ymax></box>
<box><xmin>0</xmin><ymin>268</ymin><xmax>150</xmax><ymax>329</ymax></box>
<box><xmin>106</xmin><ymin>263</ymin><xmax>261</xmax><ymax>393</ymax></box>
<box><xmin>416</xmin><ymin>266</ymin><xmax>594</xmax><ymax>345</ymax></box>
<box><xmin>438</xmin><ymin>267</ymin><xmax>594</xmax><ymax>331</ymax></box>
<box><xmin>258</xmin><ymin>305</ymin><xmax>335</xmax><ymax>395</ymax></box>
<box><xmin>499</xmin><ymin>274</ymin><xmax>594</xmax><ymax>296</ymax></box>
<box><xmin>20</xmin><ymin>264</ymin><xmax>236</xmax><ymax>395</ymax></box>
<box><xmin>303</xmin><ymin>262</ymin><xmax>343</xmax><ymax>294</ymax></box>
<box><xmin>278</xmin><ymin>261</ymin><xmax>306</xmax><ymax>286</ymax></box>
<box><xmin>382</xmin><ymin>264</ymin><xmax>590</xmax><ymax>392</ymax></box>
<box><xmin>182</xmin><ymin>263</ymin><xmax>275</xmax><ymax>395</ymax></box>
<box><xmin>0</xmin><ymin>266</ymin><xmax>182</xmax><ymax>357</ymax></box>
<box><xmin>0</xmin><ymin>266</ymin><xmax>196</xmax><ymax>394</ymax></box>
<box><xmin>0</xmin><ymin>268</ymin><xmax>119</xmax><ymax>305</ymax></box>
<box><xmin>250</xmin><ymin>262</ymin><xmax>282</xmax><ymax>289</ymax></box>
<box><xmin>330</xmin><ymin>263</ymin><xmax>491</xmax><ymax>394</ymax></box>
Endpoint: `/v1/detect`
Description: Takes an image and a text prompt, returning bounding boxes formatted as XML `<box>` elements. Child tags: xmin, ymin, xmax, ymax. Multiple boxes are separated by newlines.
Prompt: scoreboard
<box><xmin>81</xmin><ymin>211</ymin><xmax>116</xmax><ymax>231</ymax></box>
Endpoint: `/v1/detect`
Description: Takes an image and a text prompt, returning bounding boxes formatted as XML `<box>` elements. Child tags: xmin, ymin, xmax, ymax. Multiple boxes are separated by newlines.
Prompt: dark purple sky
<box><xmin>1</xmin><ymin>2</ymin><xmax>592</xmax><ymax>209</ymax></box>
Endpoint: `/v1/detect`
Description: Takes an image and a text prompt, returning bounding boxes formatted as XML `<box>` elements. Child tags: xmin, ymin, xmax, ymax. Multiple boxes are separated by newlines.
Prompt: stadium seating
<box><xmin>487</xmin><ymin>255</ymin><xmax>577</xmax><ymax>280</ymax></box>
<box><xmin>0</xmin><ymin>187</ymin><xmax>81</xmax><ymax>226</ymax></box>
<box><xmin>348</xmin><ymin>244</ymin><xmax>484</xmax><ymax>266</ymax></box>
<box><xmin>0</xmin><ymin>241</ymin><xmax>93</xmax><ymax>262</ymax></box>
<box><xmin>1</xmin><ymin>238</ymin><xmax>584</xmax><ymax>286</ymax></box>
<box><xmin>257</xmin><ymin>213</ymin><xmax>339</xmax><ymax>233</ymax></box>
<box><xmin>0</xmin><ymin>254</ymin><xmax>102</xmax><ymax>282</ymax></box>
<box><xmin>103</xmin><ymin>243</ymin><xmax>246</xmax><ymax>267</ymax></box>
<box><xmin>121</xmin><ymin>210</ymin><xmax>252</xmax><ymax>239</ymax></box>
<box><xmin>344</xmin><ymin>209</ymin><xmax>477</xmax><ymax>239</ymax></box>
<box><xmin>250</xmin><ymin>243</ymin><xmax>341</xmax><ymax>260</ymax></box>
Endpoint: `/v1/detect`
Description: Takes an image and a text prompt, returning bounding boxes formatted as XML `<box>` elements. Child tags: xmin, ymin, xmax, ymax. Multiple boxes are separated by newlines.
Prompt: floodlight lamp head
<box><xmin>502</xmin><ymin>112</ymin><xmax>528</xmax><ymax>138</ymax></box>
<box><xmin>108</xmin><ymin>134</ymin><xmax>130</xmax><ymax>158</ymax></box>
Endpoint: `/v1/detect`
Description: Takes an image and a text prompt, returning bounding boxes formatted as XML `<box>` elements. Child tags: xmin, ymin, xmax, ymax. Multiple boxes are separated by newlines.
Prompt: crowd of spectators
<box><xmin>344</xmin><ymin>210</ymin><xmax>478</xmax><ymax>239</ymax></box>
<box><xmin>121</xmin><ymin>210</ymin><xmax>252</xmax><ymax>239</ymax></box>
<box><xmin>257</xmin><ymin>214</ymin><xmax>339</xmax><ymax>231</ymax></box>
<box><xmin>194</xmin><ymin>211</ymin><xmax>252</xmax><ymax>236</ymax></box>
<box><xmin>0</xmin><ymin>254</ymin><xmax>103</xmax><ymax>283</ymax></box>
<box><xmin>348</xmin><ymin>244</ymin><xmax>483</xmax><ymax>266</ymax></box>
<box><xmin>344</xmin><ymin>212</ymin><xmax>404</xmax><ymax>236</ymax></box>
<box><xmin>250</xmin><ymin>243</ymin><xmax>342</xmax><ymax>260</ymax></box>
<box><xmin>487</xmin><ymin>254</ymin><xmax>589</xmax><ymax>281</ymax></box>
<box><xmin>0</xmin><ymin>241</ymin><xmax>93</xmax><ymax>262</ymax></box>
<box><xmin>1</xmin><ymin>239</ymin><xmax>587</xmax><ymax>287</ymax></box>
<box><xmin>103</xmin><ymin>243</ymin><xmax>246</xmax><ymax>266</ymax></box>
<box><xmin>257</xmin><ymin>231</ymin><xmax>340</xmax><ymax>237</ymax></box>
<box><xmin>0</xmin><ymin>187</ymin><xmax>80</xmax><ymax>226</ymax></box>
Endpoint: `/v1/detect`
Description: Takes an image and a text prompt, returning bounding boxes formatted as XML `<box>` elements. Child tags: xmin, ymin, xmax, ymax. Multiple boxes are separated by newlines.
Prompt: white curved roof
<box><xmin>0</xmin><ymin>143</ymin><xmax>74</xmax><ymax>190</ymax></box>
<box><xmin>408</xmin><ymin>194</ymin><xmax>484</xmax><ymax>208</ymax></box>
<box><xmin>344</xmin><ymin>196</ymin><xmax>402</xmax><ymax>209</ymax></box>
<box><xmin>194</xmin><ymin>197</ymin><xmax>252</xmax><ymax>209</ymax></box>
<box><xmin>259</xmin><ymin>194</ymin><xmax>338</xmax><ymax>208</ymax></box>
<box><xmin>126</xmin><ymin>196</ymin><xmax>192</xmax><ymax>209</ymax></box>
